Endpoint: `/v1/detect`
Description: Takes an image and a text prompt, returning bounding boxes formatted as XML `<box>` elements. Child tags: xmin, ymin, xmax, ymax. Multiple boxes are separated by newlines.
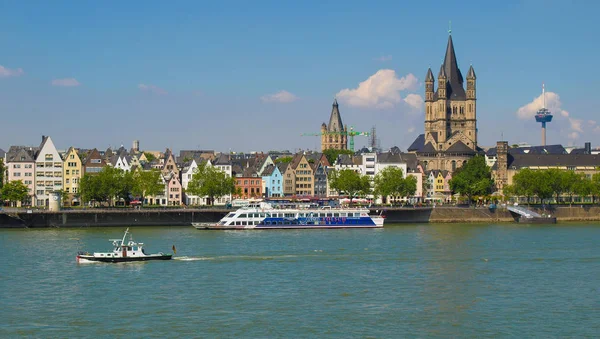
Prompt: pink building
<box><xmin>4</xmin><ymin>146</ymin><xmax>37</xmax><ymax>206</ymax></box>
<box><xmin>165</xmin><ymin>172</ymin><xmax>182</xmax><ymax>206</ymax></box>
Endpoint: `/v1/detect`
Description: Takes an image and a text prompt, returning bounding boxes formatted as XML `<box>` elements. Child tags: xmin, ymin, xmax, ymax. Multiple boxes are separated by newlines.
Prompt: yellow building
<box><xmin>291</xmin><ymin>154</ymin><xmax>314</xmax><ymax>196</ymax></box>
<box><xmin>63</xmin><ymin>147</ymin><xmax>83</xmax><ymax>206</ymax></box>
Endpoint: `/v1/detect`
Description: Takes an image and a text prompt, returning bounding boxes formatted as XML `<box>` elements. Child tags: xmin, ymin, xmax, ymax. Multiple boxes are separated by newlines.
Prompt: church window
<box><xmin>452</xmin><ymin>107</ymin><xmax>457</xmax><ymax>114</ymax></box>
<box><xmin>451</xmin><ymin>161</ymin><xmax>456</xmax><ymax>172</ymax></box>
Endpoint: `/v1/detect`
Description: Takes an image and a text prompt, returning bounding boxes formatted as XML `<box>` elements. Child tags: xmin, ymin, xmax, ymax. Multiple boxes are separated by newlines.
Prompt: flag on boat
<box><xmin>172</xmin><ymin>245</ymin><xmax>177</xmax><ymax>254</ymax></box>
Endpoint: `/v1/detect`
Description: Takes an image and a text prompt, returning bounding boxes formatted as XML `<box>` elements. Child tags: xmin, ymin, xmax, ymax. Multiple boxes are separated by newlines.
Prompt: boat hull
<box><xmin>193</xmin><ymin>222</ymin><xmax>384</xmax><ymax>230</ymax></box>
<box><xmin>76</xmin><ymin>254</ymin><xmax>172</xmax><ymax>263</ymax></box>
<box><xmin>516</xmin><ymin>217</ymin><xmax>557</xmax><ymax>224</ymax></box>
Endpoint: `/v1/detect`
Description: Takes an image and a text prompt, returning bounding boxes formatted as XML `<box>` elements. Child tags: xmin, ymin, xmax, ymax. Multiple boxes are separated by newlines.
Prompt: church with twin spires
<box><xmin>408</xmin><ymin>33</ymin><xmax>482</xmax><ymax>172</ymax></box>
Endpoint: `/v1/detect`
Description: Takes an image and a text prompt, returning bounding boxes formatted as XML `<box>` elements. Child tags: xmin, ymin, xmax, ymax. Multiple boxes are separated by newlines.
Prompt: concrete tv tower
<box><xmin>535</xmin><ymin>84</ymin><xmax>553</xmax><ymax>146</ymax></box>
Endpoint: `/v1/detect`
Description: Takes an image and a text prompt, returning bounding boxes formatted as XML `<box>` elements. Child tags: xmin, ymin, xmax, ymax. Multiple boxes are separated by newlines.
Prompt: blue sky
<box><xmin>1</xmin><ymin>0</ymin><xmax>599</xmax><ymax>153</ymax></box>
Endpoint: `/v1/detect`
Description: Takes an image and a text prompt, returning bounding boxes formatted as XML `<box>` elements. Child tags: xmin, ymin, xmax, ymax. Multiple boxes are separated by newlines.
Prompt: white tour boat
<box><xmin>76</xmin><ymin>228</ymin><xmax>173</xmax><ymax>263</ymax></box>
<box><xmin>192</xmin><ymin>203</ymin><xmax>385</xmax><ymax>230</ymax></box>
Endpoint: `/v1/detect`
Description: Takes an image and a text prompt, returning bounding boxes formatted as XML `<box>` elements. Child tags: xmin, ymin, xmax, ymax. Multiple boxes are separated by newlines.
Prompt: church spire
<box><xmin>328</xmin><ymin>98</ymin><xmax>344</xmax><ymax>132</ymax></box>
<box><xmin>426</xmin><ymin>67</ymin><xmax>434</xmax><ymax>82</ymax></box>
<box><xmin>467</xmin><ymin>64</ymin><xmax>476</xmax><ymax>79</ymax></box>
<box><xmin>441</xmin><ymin>34</ymin><xmax>466</xmax><ymax>99</ymax></box>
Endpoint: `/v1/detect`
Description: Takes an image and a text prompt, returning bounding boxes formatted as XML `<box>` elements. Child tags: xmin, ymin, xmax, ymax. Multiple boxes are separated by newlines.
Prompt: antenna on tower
<box><xmin>542</xmin><ymin>83</ymin><xmax>546</xmax><ymax>109</ymax></box>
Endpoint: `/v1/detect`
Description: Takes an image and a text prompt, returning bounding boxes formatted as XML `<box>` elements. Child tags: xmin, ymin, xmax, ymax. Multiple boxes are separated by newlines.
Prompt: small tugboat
<box><xmin>76</xmin><ymin>228</ymin><xmax>173</xmax><ymax>263</ymax></box>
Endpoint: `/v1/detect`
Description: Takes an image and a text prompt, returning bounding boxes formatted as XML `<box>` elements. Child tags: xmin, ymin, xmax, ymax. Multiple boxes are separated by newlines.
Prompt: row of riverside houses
<box><xmin>2</xmin><ymin>136</ymin><xmax>441</xmax><ymax>208</ymax></box>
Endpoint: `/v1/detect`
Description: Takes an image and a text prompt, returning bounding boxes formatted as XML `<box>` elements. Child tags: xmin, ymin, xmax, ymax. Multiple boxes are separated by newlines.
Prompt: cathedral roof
<box><xmin>426</xmin><ymin>68</ymin><xmax>434</xmax><ymax>82</ymax></box>
<box><xmin>446</xmin><ymin>140</ymin><xmax>476</xmax><ymax>154</ymax></box>
<box><xmin>327</xmin><ymin>99</ymin><xmax>344</xmax><ymax>132</ymax></box>
<box><xmin>407</xmin><ymin>134</ymin><xmax>425</xmax><ymax>152</ymax></box>
<box><xmin>442</xmin><ymin>35</ymin><xmax>466</xmax><ymax>100</ymax></box>
<box><xmin>421</xmin><ymin>142</ymin><xmax>436</xmax><ymax>153</ymax></box>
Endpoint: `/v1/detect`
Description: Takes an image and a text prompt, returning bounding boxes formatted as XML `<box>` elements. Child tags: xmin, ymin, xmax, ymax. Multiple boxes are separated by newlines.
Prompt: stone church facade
<box><xmin>321</xmin><ymin>99</ymin><xmax>348</xmax><ymax>151</ymax></box>
<box><xmin>408</xmin><ymin>34</ymin><xmax>482</xmax><ymax>172</ymax></box>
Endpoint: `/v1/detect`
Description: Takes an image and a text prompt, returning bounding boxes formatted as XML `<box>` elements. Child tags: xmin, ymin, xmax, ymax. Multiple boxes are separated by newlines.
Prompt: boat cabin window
<box><xmin>239</xmin><ymin>213</ymin><xmax>247</xmax><ymax>218</ymax></box>
<box><xmin>334</xmin><ymin>213</ymin><xmax>339</xmax><ymax>217</ymax></box>
<box><xmin>327</xmin><ymin>213</ymin><xmax>333</xmax><ymax>217</ymax></box>
<box><xmin>285</xmin><ymin>213</ymin><xmax>294</xmax><ymax>218</ymax></box>
<box><xmin>226</xmin><ymin>213</ymin><xmax>235</xmax><ymax>218</ymax></box>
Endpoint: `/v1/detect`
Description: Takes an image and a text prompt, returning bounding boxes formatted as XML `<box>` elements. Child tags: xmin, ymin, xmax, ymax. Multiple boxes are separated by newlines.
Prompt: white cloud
<box><xmin>52</xmin><ymin>78</ymin><xmax>80</xmax><ymax>87</ymax></box>
<box><xmin>138</xmin><ymin>83</ymin><xmax>167</xmax><ymax>95</ymax></box>
<box><xmin>374</xmin><ymin>55</ymin><xmax>392</xmax><ymax>62</ymax></box>
<box><xmin>260</xmin><ymin>90</ymin><xmax>298</xmax><ymax>103</ymax></box>
<box><xmin>403</xmin><ymin>93</ymin><xmax>424</xmax><ymax>110</ymax></box>
<box><xmin>0</xmin><ymin>65</ymin><xmax>24</xmax><ymax>78</ymax></box>
<box><xmin>336</xmin><ymin>69</ymin><xmax>419</xmax><ymax>109</ymax></box>
<box><xmin>516</xmin><ymin>90</ymin><xmax>595</xmax><ymax>142</ymax></box>
<box><xmin>407</xmin><ymin>126</ymin><xmax>415</xmax><ymax>133</ymax></box>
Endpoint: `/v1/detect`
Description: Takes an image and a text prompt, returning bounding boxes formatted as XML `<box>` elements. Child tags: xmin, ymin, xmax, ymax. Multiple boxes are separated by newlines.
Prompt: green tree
<box><xmin>143</xmin><ymin>152</ymin><xmax>156</xmax><ymax>162</ymax></box>
<box><xmin>131</xmin><ymin>168</ymin><xmax>164</xmax><ymax>205</ymax></box>
<box><xmin>590</xmin><ymin>173</ymin><xmax>600</xmax><ymax>204</ymax></box>
<box><xmin>0</xmin><ymin>158</ymin><xmax>5</xmax><ymax>189</ymax></box>
<box><xmin>328</xmin><ymin>169</ymin><xmax>371</xmax><ymax>204</ymax></box>
<box><xmin>573</xmin><ymin>173</ymin><xmax>592</xmax><ymax>203</ymax></box>
<box><xmin>448</xmin><ymin>155</ymin><xmax>494</xmax><ymax>204</ymax></box>
<box><xmin>274</xmin><ymin>156</ymin><xmax>293</xmax><ymax>164</ymax></box>
<box><xmin>403</xmin><ymin>175</ymin><xmax>418</xmax><ymax>197</ymax></box>
<box><xmin>546</xmin><ymin>168</ymin><xmax>567</xmax><ymax>204</ymax></box>
<box><xmin>561</xmin><ymin>170</ymin><xmax>580</xmax><ymax>205</ymax></box>
<box><xmin>98</xmin><ymin>167</ymin><xmax>124</xmax><ymax>206</ymax></box>
<box><xmin>323</xmin><ymin>149</ymin><xmax>354</xmax><ymax>165</ymax></box>
<box><xmin>1</xmin><ymin>180</ymin><xmax>30</xmax><ymax>207</ymax></box>
<box><xmin>374</xmin><ymin>167</ymin><xmax>416</xmax><ymax>203</ymax></box>
<box><xmin>80</xmin><ymin>172</ymin><xmax>109</xmax><ymax>205</ymax></box>
<box><xmin>187</xmin><ymin>164</ymin><xmax>236</xmax><ymax>206</ymax></box>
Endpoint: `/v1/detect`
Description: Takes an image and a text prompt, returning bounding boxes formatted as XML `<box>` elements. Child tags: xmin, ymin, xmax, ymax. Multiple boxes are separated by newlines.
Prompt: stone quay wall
<box><xmin>1</xmin><ymin>206</ymin><xmax>599</xmax><ymax>228</ymax></box>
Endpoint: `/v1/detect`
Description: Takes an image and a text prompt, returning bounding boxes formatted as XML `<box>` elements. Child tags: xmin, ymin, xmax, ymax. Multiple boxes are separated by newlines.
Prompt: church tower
<box><xmin>424</xmin><ymin>33</ymin><xmax>477</xmax><ymax>152</ymax></box>
<box><xmin>321</xmin><ymin>99</ymin><xmax>348</xmax><ymax>151</ymax></box>
<box><xmin>409</xmin><ymin>32</ymin><xmax>479</xmax><ymax>172</ymax></box>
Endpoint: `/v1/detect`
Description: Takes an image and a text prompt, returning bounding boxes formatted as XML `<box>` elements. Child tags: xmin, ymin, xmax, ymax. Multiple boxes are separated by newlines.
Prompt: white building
<box><xmin>34</xmin><ymin>136</ymin><xmax>63</xmax><ymax>207</ymax></box>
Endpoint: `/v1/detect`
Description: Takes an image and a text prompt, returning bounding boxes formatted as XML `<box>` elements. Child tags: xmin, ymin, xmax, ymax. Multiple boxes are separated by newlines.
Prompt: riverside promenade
<box><xmin>1</xmin><ymin>205</ymin><xmax>599</xmax><ymax>228</ymax></box>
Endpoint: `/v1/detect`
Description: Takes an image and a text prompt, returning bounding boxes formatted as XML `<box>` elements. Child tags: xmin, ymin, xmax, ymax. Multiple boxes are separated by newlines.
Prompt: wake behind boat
<box><xmin>193</xmin><ymin>202</ymin><xmax>384</xmax><ymax>230</ymax></box>
<box><xmin>76</xmin><ymin>228</ymin><xmax>173</xmax><ymax>263</ymax></box>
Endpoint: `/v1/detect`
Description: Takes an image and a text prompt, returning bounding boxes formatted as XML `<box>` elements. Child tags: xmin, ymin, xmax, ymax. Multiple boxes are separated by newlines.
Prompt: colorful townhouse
<box><xmin>63</xmin><ymin>147</ymin><xmax>83</xmax><ymax>206</ymax></box>
<box><xmin>34</xmin><ymin>136</ymin><xmax>63</xmax><ymax>207</ymax></box>
<box><xmin>290</xmin><ymin>154</ymin><xmax>314</xmax><ymax>196</ymax></box>
<box><xmin>82</xmin><ymin>148</ymin><xmax>107</xmax><ymax>174</ymax></box>
<box><xmin>4</xmin><ymin>146</ymin><xmax>37</xmax><ymax>206</ymax></box>
<box><xmin>262</xmin><ymin>164</ymin><xmax>283</xmax><ymax>197</ymax></box>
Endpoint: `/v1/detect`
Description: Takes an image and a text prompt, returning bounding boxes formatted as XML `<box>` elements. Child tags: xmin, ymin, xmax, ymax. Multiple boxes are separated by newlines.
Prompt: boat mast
<box><xmin>121</xmin><ymin>228</ymin><xmax>130</xmax><ymax>247</ymax></box>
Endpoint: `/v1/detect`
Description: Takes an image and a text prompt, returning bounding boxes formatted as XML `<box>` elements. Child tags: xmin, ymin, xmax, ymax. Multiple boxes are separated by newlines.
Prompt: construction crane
<box><xmin>300</xmin><ymin>126</ymin><xmax>370</xmax><ymax>151</ymax></box>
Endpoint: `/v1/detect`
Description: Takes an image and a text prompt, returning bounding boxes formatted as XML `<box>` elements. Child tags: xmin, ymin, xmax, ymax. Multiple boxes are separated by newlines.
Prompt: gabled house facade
<box><xmin>162</xmin><ymin>149</ymin><xmax>179</xmax><ymax>178</ymax></box>
<box><xmin>280</xmin><ymin>162</ymin><xmax>295</xmax><ymax>196</ymax></box>
<box><xmin>290</xmin><ymin>154</ymin><xmax>314</xmax><ymax>196</ymax></box>
<box><xmin>82</xmin><ymin>148</ymin><xmax>107</xmax><ymax>174</ymax></box>
<box><xmin>4</xmin><ymin>146</ymin><xmax>37</xmax><ymax>206</ymax></box>
<box><xmin>235</xmin><ymin>167</ymin><xmax>262</xmax><ymax>199</ymax></box>
<box><xmin>63</xmin><ymin>147</ymin><xmax>83</xmax><ymax>206</ymax></box>
<box><xmin>262</xmin><ymin>164</ymin><xmax>283</xmax><ymax>198</ymax></box>
<box><xmin>165</xmin><ymin>171</ymin><xmax>182</xmax><ymax>206</ymax></box>
<box><xmin>34</xmin><ymin>136</ymin><xmax>63</xmax><ymax>207</ymax></box>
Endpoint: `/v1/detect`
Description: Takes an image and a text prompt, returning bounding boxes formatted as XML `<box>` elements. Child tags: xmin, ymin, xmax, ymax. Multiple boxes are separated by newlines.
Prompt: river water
<box><xmin>1</xmin><ymin>224</ymin><xmax>599</xmax><ymax>338</ymax></box>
